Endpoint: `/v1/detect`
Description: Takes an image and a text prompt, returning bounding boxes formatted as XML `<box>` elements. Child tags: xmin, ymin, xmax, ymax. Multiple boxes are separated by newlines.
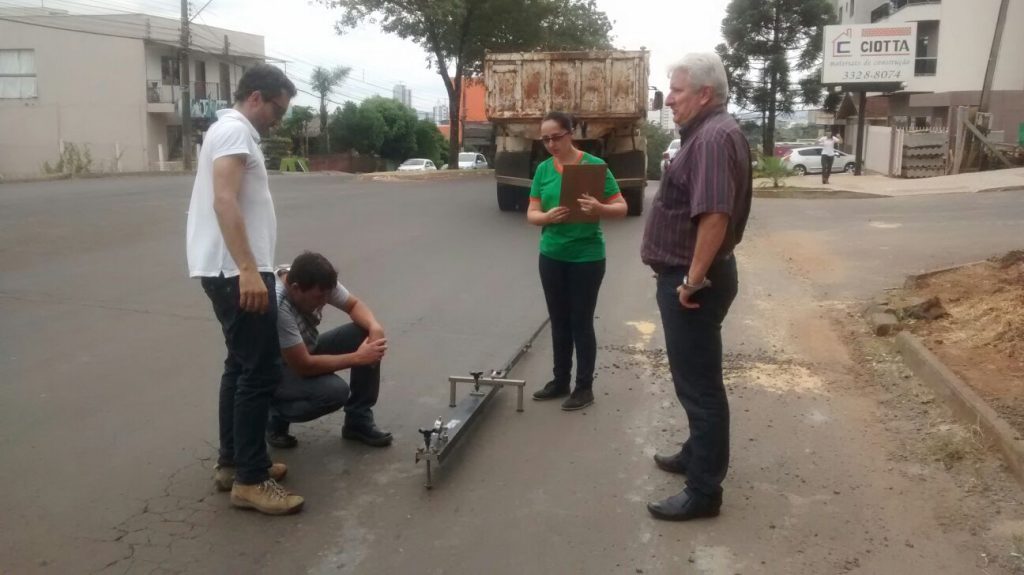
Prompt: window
<box><xmin>161</xmin><ymin>56</ymin><xmax>179</xmax><ymax>86</ymax></box>
<box><xmin>0</xmin><ymin>49</ymin><xmax>37</xmax><ymax>99</ymax></box>
<box><xmin>799</xmin><ymin>148</ymin><xmax>823</xmax><ymax>157</ymax></box>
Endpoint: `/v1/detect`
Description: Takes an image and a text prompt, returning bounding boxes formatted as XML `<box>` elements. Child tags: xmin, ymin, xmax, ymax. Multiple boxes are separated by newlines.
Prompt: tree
<box><xmin>323</xmin><ymin>0</ymin><xmax>613</xmax><ymax>168</ymax></box>
<box><xmin>328</xmin><ymin>101</ymin><xmax>361</xmax><ymax>152</ymax></box>
<box><xmin>641</xmin><ymin>122</ymin><xmax>674</xmax><ymax>180</ymax></box>
<box><xmin>414</xmin><ymin>119</ymin><xmax>445</xmax><ymax>165</ymax></box>
<box><xmin>310</xmin><ymin>66</ymin><xmax>352</xmax><ymax>153</ymax></box>
<box><xmin>326</xmin><ymin>97</ymin><xmax>420</xmax><ymax>164</ymax></box>
<box><xmin>280</xmin><ymin>105</ymin><xmax>316</xmax><ymax>156</ymax></box>
<box><xmin>715</xmin><ymin>0</ymin><xmax>834</xmax><ymax>157</ymax></box>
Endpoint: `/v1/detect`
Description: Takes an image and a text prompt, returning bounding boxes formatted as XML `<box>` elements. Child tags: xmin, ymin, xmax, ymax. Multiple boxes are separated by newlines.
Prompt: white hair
<box><xmin>668</xmin><ymin>53</ymin><xmax>729</xmax><ymax>104</ymax></box>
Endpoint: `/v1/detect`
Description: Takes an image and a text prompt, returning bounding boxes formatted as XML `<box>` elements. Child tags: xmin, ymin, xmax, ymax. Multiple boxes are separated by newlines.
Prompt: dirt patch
<box><xmin>753</xmin><ymin>187</ymin><xmax>885</xmax><ymax>199</ymax></box>
<box><xmin>900</xmin><ymin>251</ymin><xmax>1024</xmax><ymax>435</ymax></box>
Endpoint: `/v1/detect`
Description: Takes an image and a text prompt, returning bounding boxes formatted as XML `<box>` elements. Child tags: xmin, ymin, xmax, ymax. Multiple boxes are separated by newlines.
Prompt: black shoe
<box><xmin>646</xmin><ymin>489</ymin><xmax>721</xmax><ymax>521</ymax></box>
<box><xmin>267</xmin><ymin>431</ymin><xmax>298</xmax><ymax>449</ymax></box>
<box><xmin>653</xmin><ymin>451</ymin><xmax>688</xmax><ymax>475</ymax></box>
<box><xmin>342</xmin><ymin>424</ymin><xmax>394</xmax><ymax>447</ymax></box>
<box><xmin>532</xmin><ymin>380</ymin><xmax>570</xmax><ymax>401</ymax></box>
<box><xmin>561</xmin><ymin>388</ymin><xmax>594</xmax><ymax>411</ymax></box>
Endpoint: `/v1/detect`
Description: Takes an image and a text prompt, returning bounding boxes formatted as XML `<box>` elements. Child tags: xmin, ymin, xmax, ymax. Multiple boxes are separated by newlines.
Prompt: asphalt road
<box><xmin>1</xmin><ymin>173</ymin><xmax>1022</xmax><ymax>574</ymax></box>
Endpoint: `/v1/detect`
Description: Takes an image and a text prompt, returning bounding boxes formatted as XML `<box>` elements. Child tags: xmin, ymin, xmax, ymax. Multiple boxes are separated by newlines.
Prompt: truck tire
<box><xmin>497</xmin><ymin>184</ymin><xmax>518</xmax><ymax>211</ymax></box>
<box><xmin>622</xmin><ymin>186</ymin><xmax>644</xmax><ymax>216</ymax></box>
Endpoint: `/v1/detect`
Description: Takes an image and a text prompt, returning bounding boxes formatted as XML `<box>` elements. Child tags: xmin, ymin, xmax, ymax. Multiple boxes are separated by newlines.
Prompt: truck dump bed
<box><xmin>484</xmin><ymin>51</ymin><xmax>650</xmax><ymax>122</ymax></box>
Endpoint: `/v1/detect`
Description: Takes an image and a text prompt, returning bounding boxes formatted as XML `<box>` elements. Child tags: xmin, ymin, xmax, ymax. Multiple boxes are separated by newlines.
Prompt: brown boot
<box><xmin>214</xmin><ymin>462</ymin><xmax>287</xmax><ymax>492</ymax></box>
<box><xmin>230</xmin><ymin>479</ymin><xmax>304</xmax><ymax>515</ymax></box>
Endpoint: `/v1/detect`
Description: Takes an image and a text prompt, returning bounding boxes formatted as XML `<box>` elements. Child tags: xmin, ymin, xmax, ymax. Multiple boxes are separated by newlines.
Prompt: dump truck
<box><xmin>484</xmin><ymin>50</ymin><xmax>660</xmax><ymax>216</ymax></box>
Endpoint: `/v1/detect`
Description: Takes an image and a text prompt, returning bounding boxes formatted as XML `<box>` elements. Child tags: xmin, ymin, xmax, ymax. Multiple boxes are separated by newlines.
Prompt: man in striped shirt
<box><xmin>641</xmin><ymin>52</ymin><xmax>752</xmax><ymax>521</ymax></box>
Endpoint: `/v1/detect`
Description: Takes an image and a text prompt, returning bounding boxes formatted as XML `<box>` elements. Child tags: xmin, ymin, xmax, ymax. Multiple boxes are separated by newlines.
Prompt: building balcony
<box><xmin>890</xmin><ymin>0</ymin><xmax>940</xmax><ymax>14</ymax></box>
<box><xmin>146</xmin><ymin>81</ymin><xmax>231</xmax><ymax>118</ymax></box>
<box><xmin>914</xmin><ymin>57</ymin><xmax>938</xmax><ymax>76</ymax></box>
<box><xmin>870</xmin><ymin>3</ymin><xmax>890</xmax><ymax>22</ymax></box>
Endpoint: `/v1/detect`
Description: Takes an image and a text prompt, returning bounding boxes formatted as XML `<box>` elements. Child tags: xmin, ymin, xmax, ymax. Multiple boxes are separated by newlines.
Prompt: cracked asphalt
<box><xmin>2</xmin><ymin>174</ymin><xmax>1023</xmax><ymax>574</ymax></box>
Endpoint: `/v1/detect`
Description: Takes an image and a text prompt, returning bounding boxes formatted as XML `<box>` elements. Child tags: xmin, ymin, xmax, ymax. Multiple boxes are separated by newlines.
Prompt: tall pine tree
<box><xmin>715</xmin><ymin>0</ymin><xmax>835</xmax><ymax>156</ymax></box>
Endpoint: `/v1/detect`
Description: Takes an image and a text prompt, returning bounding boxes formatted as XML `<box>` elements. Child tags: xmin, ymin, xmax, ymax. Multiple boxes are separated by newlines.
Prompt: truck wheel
<box><xmin>497</xmin><ymin>184</ymin><xmax>518</xmax><ymax>212</ymax></box>
<box><xmin>623</xmin><ymin>186</ymin><xmax>644</xmax><ymax>216</ymax></box>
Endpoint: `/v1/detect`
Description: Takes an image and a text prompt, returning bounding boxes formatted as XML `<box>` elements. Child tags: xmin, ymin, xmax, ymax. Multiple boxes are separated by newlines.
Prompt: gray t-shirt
<box><xmin>275</xmin><ymin>274</ymin><xmax>351</xmax><ymax>351</ymax></box>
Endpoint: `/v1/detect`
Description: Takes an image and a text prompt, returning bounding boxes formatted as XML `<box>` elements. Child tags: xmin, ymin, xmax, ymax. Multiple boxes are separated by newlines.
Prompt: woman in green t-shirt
<box><xmin>526</xmin><ymin>111</ymin><xmax>627</xmax><ymax>411</ymax></box>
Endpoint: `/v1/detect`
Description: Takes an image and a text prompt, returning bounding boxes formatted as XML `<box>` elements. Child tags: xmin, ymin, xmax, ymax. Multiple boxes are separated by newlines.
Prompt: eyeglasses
<box><xmin>541</xmin><ymin>131</ymin><xmax>569</xmax><ymax>144</ymax></box>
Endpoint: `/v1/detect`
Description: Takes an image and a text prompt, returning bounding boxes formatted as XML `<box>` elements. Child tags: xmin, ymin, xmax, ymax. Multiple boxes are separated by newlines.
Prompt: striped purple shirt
<box><xmin>641</xmin><ymin>106</ymin><xmax>752</xmax><ymax>268</ymax></box>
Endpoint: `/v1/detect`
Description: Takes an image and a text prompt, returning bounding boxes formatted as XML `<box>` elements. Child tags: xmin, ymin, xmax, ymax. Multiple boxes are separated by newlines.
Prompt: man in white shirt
<box><xmin>186</xmin><ymin>64</ymin><xmax>304</xmax><ymax>516</ymax></box>
<box><xmin>816</xmin><ymin>132</ymin><xmax>842</xmax><ymax>184</ymax></box>
<box><xmin>268</xmin><ymin>252</ymin><xmax>393</xmax><ymax>450</ymax></box>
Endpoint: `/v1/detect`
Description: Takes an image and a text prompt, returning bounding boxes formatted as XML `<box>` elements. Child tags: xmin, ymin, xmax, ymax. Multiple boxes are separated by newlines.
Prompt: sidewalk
<box><xmin>758</xmin><ymin>167</ymin><xmax>1024</xmax><ymax>197</ymax></box>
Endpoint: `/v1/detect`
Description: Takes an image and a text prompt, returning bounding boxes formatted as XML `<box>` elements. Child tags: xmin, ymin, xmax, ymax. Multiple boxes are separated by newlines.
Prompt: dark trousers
<box><xmin>821</xmin><ymin>154</ymin><xmax>834</xmax><ymax>183</ymax></box>
<box><xmin>655</xmin><ymin>256</ymin><xmax>738</xmax><ymax>498</ymax></box>
<box><xmin>269</xmin><ymin>323</ymin><xmax>381</xmax><ymax>432</ymax></box>
<box><xmin>538</xmin><ymin>253</ymin><xmax>606</xmax><ymax>389</ymax></box>
<box><xmin>201</xmin><ymin>273</ymin><xmax>281</xmax><ymax>485</ymax></box>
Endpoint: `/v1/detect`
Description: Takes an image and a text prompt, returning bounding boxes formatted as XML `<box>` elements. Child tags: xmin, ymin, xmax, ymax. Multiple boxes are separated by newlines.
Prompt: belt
<box><xmin>649</xmin><ymin>253</ymin><xmax>734</xmax><ymax>276</ymax></box>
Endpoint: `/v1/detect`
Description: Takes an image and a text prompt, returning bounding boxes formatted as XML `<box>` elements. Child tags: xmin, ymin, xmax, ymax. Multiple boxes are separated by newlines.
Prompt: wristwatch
<box><xmin>682</xmin><ymin>275</ymin><xmax>711</xmax><ymax>292</ymax></box>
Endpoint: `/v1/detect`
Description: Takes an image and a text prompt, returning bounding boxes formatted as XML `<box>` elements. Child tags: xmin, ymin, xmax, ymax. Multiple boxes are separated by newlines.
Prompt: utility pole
<box><xmin>979</xmin><ymin>0</ymin><xmax>1010</xmax><ymax>114</ymax></box>
<box><xmin>180</xmin><ymin>0</ymin><xmax>193</xmax><ymax>170</ymax></box>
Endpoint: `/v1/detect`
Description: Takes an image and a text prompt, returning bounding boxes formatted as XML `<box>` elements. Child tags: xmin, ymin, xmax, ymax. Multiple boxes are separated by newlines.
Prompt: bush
<box><xmin>43</xmin><ymin>143</ymin><xmax>93</xmax><ymax>176</ymax></box>
<box><xmin>262</xmin><ymin>136</ymin><xmax>293</xmax><ymax>170</ymax></box>
<box><xmin>754</xmin><ymin>156</ymin><xmax>791</xmax><ymax>189</ymax></box>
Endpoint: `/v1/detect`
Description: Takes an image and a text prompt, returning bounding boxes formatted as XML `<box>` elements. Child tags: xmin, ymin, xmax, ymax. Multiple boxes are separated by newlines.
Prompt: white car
<box><xmin>782</xmin><ymin>146</ymin><xmax>857</xmax><ymax>176</ymax></box>
<box><xmin>397</xmin><ymin>158</ymin><xmax>437</xmax><ymax>171</ymax></box>
<box><xmin>458</xmin><ymin>152</ymin><xmax>489</xmax><ymax>169</ymax></box>
<box><xmin>660</xmin><ymin>139</ymin><xmax>680</xmax><ymax>176</ymax></box>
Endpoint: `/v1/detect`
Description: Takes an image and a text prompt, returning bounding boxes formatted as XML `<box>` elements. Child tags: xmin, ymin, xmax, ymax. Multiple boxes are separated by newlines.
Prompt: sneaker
<box><xmin>342</xmin><ymin>424</ymin><xmax>394</xmax><ymax>447</ymax></box>
<box><xmin>532</xmin><ymin>380</ymin><xmax>570</xmax><ymax>401</ymax></box>
<box><xmin>230</xmin><ymin>479</ymin><xmax>304</xmax><ymax>515</ymax></box>
<box><xmin>267</xmin><ymin>431</ymin><xmax>298</xmax><ymax>449</ymax></box>
<box><xmin>214</xmin><ymin>462</ymin><xmax>287</xmax><ymax>492</ymax></box>
<box><xmin>561</xmin><ymin>388</ymin><xmax>594</xmax><ymax>411</ymax></box>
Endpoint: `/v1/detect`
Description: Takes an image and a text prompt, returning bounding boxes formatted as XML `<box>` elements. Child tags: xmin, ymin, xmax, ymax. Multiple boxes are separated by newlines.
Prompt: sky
<box><xmin>1</xmin><ymin>0</ymin><xmax>732</xmax><ymax>111</ymax></box>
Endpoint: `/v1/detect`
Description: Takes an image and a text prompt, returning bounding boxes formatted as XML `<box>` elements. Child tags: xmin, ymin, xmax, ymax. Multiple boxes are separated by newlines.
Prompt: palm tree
<box><xmin>310</xmin><ymin>66</ymin><xmax>351</xmax><ymax>154</ymax></box>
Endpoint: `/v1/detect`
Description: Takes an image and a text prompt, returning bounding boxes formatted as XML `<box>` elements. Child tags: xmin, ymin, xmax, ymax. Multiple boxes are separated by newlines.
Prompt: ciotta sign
<box><xmin>822</xmin><ymin>23</ymin><xmax>918</xmax><ymax>84</ymax></box>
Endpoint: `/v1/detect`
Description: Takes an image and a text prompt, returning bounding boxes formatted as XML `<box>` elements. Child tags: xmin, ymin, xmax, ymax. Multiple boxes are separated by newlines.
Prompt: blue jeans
<box><xmin>655</xmin><ymin>256</ymin><xmax>738</xmax><ymax>498</ymax></box>
<box><xmin>269</xmin><ymin>324</ymin><xmax>381</xmax><ymax>432</ymax></box>
<box><xmin>201</xmin><ymin>273</ymin><xmax>281</xmax><ymax>485</ymax></box>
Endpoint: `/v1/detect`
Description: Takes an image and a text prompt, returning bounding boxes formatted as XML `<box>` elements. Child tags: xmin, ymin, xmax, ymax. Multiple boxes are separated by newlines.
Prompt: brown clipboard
<box><xmin>559</xmin><ymin>163</ymin><xmax>606</xmax><ymax>223</ymax></box>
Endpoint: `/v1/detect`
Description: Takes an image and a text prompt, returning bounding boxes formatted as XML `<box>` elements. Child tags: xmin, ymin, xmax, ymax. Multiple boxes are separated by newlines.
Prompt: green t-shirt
<box><xmin>529</xmin><ymin>152</ymin><xmax>621</xmax><ymax>263</ymax></box>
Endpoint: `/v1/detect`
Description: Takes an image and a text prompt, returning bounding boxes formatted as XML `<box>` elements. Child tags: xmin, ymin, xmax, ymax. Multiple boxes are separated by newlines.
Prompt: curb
<box><xmin>903</xmin><ymin>260</ymin><xmax>990</xmax><ymax>289</ymax></box>
<box><xmin>895</xmin><ymin>332</ymin><xmax>1024</xmax><ymax>485</ymax></box>
<box><xmin>356</xmin><ymin>169</ymin><xmax>494</xmax><ymax>182</ymax></box>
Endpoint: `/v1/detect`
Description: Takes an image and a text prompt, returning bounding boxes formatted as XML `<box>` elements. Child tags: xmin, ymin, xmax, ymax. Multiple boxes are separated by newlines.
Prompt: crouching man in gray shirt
<box><xmin>268</xmin><ymin>251</ymin><xmax>393</xmax><ymax>448</ymax></box>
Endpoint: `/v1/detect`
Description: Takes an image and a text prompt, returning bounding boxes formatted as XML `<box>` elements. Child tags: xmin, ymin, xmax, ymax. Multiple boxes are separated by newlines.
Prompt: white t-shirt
<box><xmin>818</xmin><ymin>135</ymin><xmax>841</xmax><ymax>156</ymax></box>
<box><xmin>186</xmin><ymin>108</ymin><xmax>277</xmax><ymax>278</ymax></box>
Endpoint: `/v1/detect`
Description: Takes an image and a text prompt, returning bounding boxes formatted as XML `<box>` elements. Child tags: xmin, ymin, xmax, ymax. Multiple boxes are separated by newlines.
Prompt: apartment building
<box><xmin>0</xmin><ymin>8</ymin><xmax>265</xmax><ymax>177</ymax></box>
<box><xmin>831</xmin><ymin>0</ymin><xmax>1024</xmax><ymax>141</ymax></box>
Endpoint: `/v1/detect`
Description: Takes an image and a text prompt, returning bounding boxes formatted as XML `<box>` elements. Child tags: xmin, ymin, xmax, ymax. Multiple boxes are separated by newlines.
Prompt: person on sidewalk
<box><xmin>526</xmin><ymin>111</ymin><xmax>628</xmax><ymax>411</ymax></box>
<box><xmin>186</xmin><ymin>64</ymin><xmax>303</xmax><ymax>515</ymax></box>
<box><xmin>267</xmin><ymin>251</ymin><xmax>393</xmax><ymax>448</ymax></box>
<box><xmin>641</xmin><ymin>53</ymin><xmax>752</xmax><ymax>521</ymax></box>
<box><xmin>817</xmin><ymin>132</ymin><xmax>842</xmax><ymax>184</ymax></box>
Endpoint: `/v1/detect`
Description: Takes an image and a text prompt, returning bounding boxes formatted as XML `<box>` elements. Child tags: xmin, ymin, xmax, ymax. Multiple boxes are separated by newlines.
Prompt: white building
<box><xmin>646</xmin><ymin>106</ymin><xmax>676</xmax><ymax>132</ymax></box>
<box><xmin>392</xmin><ymin>83</ymin><xmax>412</xmax><ymax>108</ymax></box>
<box><xmin>433</xmin><ymin>102</ymin><xmax>449</xmax><ymax>125</ymax></box>
<box><xmin>831</xmin><ymin>0</ymin><xmax>1024</xmax><ymax>141</ymax></box>
<box><xmin>0</xmin><ymin>9</ymin><xmax>265</xmax><ymax>177</ymax></box>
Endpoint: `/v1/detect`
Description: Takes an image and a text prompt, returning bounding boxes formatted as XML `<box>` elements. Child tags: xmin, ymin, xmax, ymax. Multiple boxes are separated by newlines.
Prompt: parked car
<box><xmin>781</xmin><ymin>146</ymin><xmax>857</xmax><ymax>175</ymax></box>
<box><xmin>397</xmin><ymin>158</ymin><xmax>438</xmax><ymax>171</ymax></box>
<box><xmin>458</xmin><ymin>152</ymin><xmax>489</xmax><ymax>169</ymax></box>
<box><xmin>660</xmin><ymin>139</ymin><xmax>680</xmax><ymax>177</ymax></box>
